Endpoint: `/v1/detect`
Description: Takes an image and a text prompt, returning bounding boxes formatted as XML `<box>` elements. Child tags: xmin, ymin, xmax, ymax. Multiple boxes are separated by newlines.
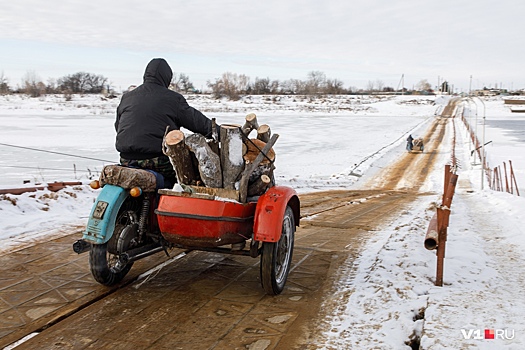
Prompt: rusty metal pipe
<box><xmin>424</xmin><ymin>213</ymin><xmax>438</xmax><ymax>250</ymax></box>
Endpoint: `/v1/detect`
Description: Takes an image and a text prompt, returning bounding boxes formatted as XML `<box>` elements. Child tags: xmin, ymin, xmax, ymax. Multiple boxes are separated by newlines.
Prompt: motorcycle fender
<box><xmin>253</xmin><ymin>186</ymin><xmax>300</xmax><ymax>243</ymax></box>
<box><xmin>83</xmin><ymin>184</ymin><xmax>128</xmax><ymax>244</ymax></box>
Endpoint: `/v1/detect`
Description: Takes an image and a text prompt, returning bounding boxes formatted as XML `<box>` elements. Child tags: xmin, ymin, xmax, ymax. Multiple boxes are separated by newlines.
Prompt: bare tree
<box><xmin>375</xmin><ymin>80</ymin><xmax>384</xmax><ymax>92</ymax></box>
<box><xmin>0</xmin><ymin>71</ymin><xmax>9</xmax><ymax>94</ymax></box>
<box><xmin>269</xmin><ymin>79</ymin><xmax>280</xmax><ymax>94</ymax></box>
<box><xmin>415</xmin><ymin>79</ymin><xmax>432</xmax><ymax>92</ymax></box>
<box><xmin>171</xmin><ymin>73</ymin><xmax>195</xmax><ymax>93</ymax></box>
<box><xmin>280</xmin><ymin>79</ymin><xmax>306</xmax><ymax>95</ymax></box>
<box><xmin>366</xmin><ymin>80</ymin><xmax>375</xmax><ymax>93</ymax></box>
<box><xmin>252</xmin><ymin>77</ymin><xmax>271</xmax><ymax>94</ymax></box>
<box><xmin>325</xmin><ymin>79</ymin><xmax>345</xmax><ymax>94</ymax></box>
<box><xmin>46</xmin><ymin>78</ymin><xmax>57</xmax><ymax>94</ymax></box>
<box><xmin>207</xmin><ymin>72</ymin><xmax>250</xmax><ymax>100</ymax></box>
<box><xmin>22</xmin><ymin>70</ymin><xmax>45</xmax><ymax>97</ymax></box>
<box><xmin>306</xmin><ymin>71</ymin><xmax>326</xmax><ymax>94</ymax></box>
<box><xmin>57</xmin><ymin>72</ymin><xmax>108</xmax><ymax>94</ymax></box>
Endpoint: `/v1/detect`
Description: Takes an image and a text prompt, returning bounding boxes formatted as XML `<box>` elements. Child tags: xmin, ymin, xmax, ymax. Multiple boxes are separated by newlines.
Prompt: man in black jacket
<box><xmin>115</xmin><ymin>58</ymin><xmax>213</xmax><ymax>186</ymax></box>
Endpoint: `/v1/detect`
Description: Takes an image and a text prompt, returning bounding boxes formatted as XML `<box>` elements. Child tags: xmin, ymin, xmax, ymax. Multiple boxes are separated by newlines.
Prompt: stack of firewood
<box><xmin>162</xmin><ymin>113</ymin><xmax>277</xmax><ymax>202</ymax></box>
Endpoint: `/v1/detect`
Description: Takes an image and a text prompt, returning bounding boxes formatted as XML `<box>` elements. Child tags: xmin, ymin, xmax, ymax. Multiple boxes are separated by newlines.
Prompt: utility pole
<box><xmin>397</xmin><ymin>74</ymin><xmax>404</xmax><ymax>95</ymax></box>
<box><xmin>469</xmin><ymin>75</ymin><xmax>472</xmax><ymax>96</ymax></box>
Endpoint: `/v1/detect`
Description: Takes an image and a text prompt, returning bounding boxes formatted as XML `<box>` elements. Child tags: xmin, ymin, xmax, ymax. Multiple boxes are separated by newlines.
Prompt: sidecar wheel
<box><xmin>260</xmin><ymin>206</ymin><xmax>295</xmax><ymax>295</ymax></box>
<box><xmin>89</xmin><ymin>225</ymin><xmax>136</xmax><ymax>286</ymax></box>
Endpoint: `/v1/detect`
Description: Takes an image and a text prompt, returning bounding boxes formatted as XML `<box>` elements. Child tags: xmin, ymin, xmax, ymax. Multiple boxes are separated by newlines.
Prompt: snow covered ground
<box><xmin>0</xmin><ymin>93</ymin><xmax>524</xmax><ymax>349</ymax></box>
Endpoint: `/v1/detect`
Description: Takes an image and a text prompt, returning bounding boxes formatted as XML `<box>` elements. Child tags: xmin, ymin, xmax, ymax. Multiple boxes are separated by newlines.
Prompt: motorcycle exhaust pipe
<box><xmin>119</xmin><ymin>242</ymin><xmax>164</xmax><ymax>265</ymax></box>
<box><xmin>73</xmin><ymin>239</ymin><xmax>92</xmax><ymax>254</ymax></box>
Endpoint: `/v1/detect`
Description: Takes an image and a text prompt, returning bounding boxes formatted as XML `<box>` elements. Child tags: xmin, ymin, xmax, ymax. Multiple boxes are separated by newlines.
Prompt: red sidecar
<box><xmin>155</xmin><ymin>185</ymin><xmax>300</xmax><ymax>295</ymax></box>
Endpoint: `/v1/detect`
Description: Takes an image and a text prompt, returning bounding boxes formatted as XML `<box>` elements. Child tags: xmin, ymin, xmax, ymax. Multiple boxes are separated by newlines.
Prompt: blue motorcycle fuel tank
<box><xmin>83</xmin><ymin>184</ymin><xmax>128</xmax><ymax>244</ymax></box>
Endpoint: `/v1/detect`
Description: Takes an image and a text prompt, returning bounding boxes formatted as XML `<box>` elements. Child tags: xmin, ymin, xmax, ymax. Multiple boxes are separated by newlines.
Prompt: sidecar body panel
<box><xmin>156</xmin><ymin>195</ymin><xmax>257</xmax><ymax>247</ymax></box>
<box><xmin>253</xmin><ymin>186</ymin><xmax>300</xmax><ymax>243</ymax></box>
<box><xmin>83</xmin><ymin>184</ymin><xmax>128</xmax><ymax>244</ymax></box>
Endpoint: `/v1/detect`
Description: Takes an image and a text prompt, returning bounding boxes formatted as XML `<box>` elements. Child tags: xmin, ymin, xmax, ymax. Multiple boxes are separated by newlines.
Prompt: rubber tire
<box><xmin>89</xmin><ymin>224</ymin><xmax>135</xmax><ymax>286</ymax></box>
<box><xmin>260</xmin><ymin>206</ymin><xmax>295</xmax><ymax>295</ymax></box>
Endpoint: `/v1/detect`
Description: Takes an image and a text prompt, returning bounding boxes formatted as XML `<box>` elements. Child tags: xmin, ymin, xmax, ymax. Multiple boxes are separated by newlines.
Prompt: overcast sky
<box><xmin>1</xmin><ymin>0</ymin><xmax>524</xmax><ymax>93</ymax></box>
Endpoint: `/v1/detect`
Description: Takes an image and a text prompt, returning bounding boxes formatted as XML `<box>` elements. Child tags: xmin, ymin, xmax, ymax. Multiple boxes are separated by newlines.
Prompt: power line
<box><xmin>0</xmin><ymin>142</ymin><xmax>115</xmax><ymax>163</ymax></box>
<box><xmin>1</xmin><ymin>165</ymin><xmax>100</xmax><ymax>172</ymax></box>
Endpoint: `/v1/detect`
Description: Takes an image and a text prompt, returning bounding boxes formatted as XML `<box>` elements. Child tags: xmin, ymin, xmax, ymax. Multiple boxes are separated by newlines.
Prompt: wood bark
<box><xmin>239</xmin><ymin>134</ymin><xmax>279</xmax><ymax>203</ymax></box>
<box><xmin>241</xmin><ymin>113</ymin><xmax>259</xmax><ymax>137</ymax></box>
<box><xmin>257</xmin><ymin>124</ymin><xmax>271</xmax><ymax>143</ymax></box>
<box><xmin>243</xmin><ymin>138</ymin><xmax>276</xmax><ymax>184</ymax></box>
<box><xmin>220</xmin><ymin>124</ymin><xmax>245</xmax><ymax>190</ymax></box>
<box><xmin>185</xmin><ymin>133</ymin><xmax>222</xmax><ymax>188</ymax></box>
<box><xmin>249</xmin><ymin>163</ymin><xmax>274</xmax><ymax>184</ymax></box>
<box><xmin>247</xmin><ymin>174</ymin><xmax>271</xmax><ymax>197</ymax></box>
<box><xmin>162</xmin><ymin>129</ymin><xmax>199</xmax><ymax>185</ymax></box>
<box><xmin>243</xmin><ymin>139</ymin><xmax>275</xmax><ymax>164</ymax></box>
<box><xmin>208</xmin><ymin>118</ymin><xmax>220</xmax><ymax>155</ymax></box>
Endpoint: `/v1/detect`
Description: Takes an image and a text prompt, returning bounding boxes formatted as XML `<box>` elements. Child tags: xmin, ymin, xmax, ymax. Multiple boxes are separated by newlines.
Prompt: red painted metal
<box><xmin>155</xmin><ymin>185</ymin><xmax>299</xmax><ymax>248</ymax></box>
<box><xmin>253</xmin><ymin>186</ymin><xmax>300</xmax><ymax>243</ymax></box>
<box><xmin>156</xmin><ymin>195</ymin><xmax>257</xmax><ymax>248</ymax></box>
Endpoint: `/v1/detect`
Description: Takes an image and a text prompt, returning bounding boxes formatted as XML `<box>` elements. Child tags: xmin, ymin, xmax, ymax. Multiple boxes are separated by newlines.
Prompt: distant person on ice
<box><xmin>406</xmin><ymin>134</ymin><xmax>414</xmax><ymax>151</ymax></box>
<box><xmin>114</xmin><ymin>58</ymin><xmax>214</xmax><ymax>187</ymax></box>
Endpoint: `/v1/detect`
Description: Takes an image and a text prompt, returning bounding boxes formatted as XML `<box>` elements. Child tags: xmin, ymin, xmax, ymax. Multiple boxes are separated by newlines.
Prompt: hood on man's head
<box><xmin>143</xmin><ymin>58</ymin><xmax>173</xmax><ymax>88</ymax></box>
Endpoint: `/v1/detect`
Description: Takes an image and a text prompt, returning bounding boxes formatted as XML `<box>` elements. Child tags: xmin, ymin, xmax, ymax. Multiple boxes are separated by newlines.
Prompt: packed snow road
<box><xmin>0</xmin><ymin>113</ymin><xmax>449</xmax><ymax>349</ymax></box>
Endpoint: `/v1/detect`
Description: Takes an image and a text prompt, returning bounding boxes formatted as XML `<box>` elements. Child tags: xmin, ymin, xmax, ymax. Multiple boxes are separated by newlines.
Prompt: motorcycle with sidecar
<box><xmin>73</xmin><ymin>137</ymin><xmax>300</xmax><ymax>295</ymax></box>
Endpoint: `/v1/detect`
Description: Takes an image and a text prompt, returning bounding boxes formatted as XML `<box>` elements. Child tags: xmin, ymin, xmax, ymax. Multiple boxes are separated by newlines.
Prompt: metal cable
<box><xmin>0</xmin><ymin>142</ymin><xmax>115</xmax><ymax>163</ymax></box>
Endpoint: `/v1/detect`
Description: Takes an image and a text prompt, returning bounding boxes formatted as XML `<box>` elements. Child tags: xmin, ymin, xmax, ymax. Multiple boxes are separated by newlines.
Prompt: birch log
<box><xmin>162</xmin><ymin>129</ymin><xmax>199</xmax><ymax>185</ymax></box>
<box><xmin>220</xmin><ymin>124</ymin><xmax>245</xmax><ymax>189</ymax></box>
<box><xmin>185</xmin><ymin>133</ymin><xmax>222</xmax><ymax>188</ymax></box>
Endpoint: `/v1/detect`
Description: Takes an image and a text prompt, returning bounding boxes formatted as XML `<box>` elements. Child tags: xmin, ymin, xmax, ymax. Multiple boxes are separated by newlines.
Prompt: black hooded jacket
<box><xmin>115</xmin><ymin>58</ymin><xmax>212</xmax><ymax>160</ymax></box>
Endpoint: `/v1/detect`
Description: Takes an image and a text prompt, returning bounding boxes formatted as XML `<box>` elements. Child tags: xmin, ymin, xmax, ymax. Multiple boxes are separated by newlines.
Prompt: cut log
<box><xmin>162</xmin><ymin>129</ymin><xmax>200</xmax><ymax>185</ymax></box>
<box><xmin>239</xmin><ymin>134</ymin><xmax>279</xmax><ymax>203</ymax></box>
<box><xmin>241</xmin><ymin>113</ymin><xmax>259</xmax><ymax>137</ymax></box>
<box><xmin>208</xmin><ymin>118</ymin><xmax>220</xmax><ymax>155</ymax></box>
<box><xmin>249</xmin><ymin>163</ymin><xmax>275</xmax><ymax>184</ymax></box>
<box><xmin>185</xmin><ymin>133</ymin><xmax>222</xmax><ymax>188</ymax></box>
<box><xmin>257</xmin><ymin>124</ymin><xmax>271</xmax><ymax>143</ymax></box>
<box><xmin>248</xmin><ymin>174</ymin><xmax>271</xmax><ymax>197</ymax></box>
<box><xmin>220</xmin><ymin>124</ymin><xmax>245</xmax><ymax>190</ymax></box>
<box><xmin>243</xmin><ymin>139</ymin><xmax>275</xmax><ymax>164</ymax></box>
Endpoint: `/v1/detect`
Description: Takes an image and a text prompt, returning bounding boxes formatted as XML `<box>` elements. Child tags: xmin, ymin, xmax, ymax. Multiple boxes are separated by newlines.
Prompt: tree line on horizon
<box><xmin>0</xmin><ymin>70</ymin><xmax>435</xmax><ymax>99</ymax></box>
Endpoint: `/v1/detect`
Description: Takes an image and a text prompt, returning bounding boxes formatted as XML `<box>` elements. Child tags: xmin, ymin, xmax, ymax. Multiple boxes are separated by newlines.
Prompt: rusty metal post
<box><xmin>509</xmin><ymin>160</ymin><xmax>520</xmax><ymax>196</ymax></box>
<box><xmin>503</xmin><ymin>162</ymin><xmax>510</xmax><ymax>193</ymax></box>
<box><xmin>443</xmin><ymin>165</ymin><xmax>451</xmax><ymax>204</ymax></box>
<box><xmin>435</xmin><ymin>208</ymin><xmax>448</xmax><ymax>286</ymax></box>
<box><xmin>498</xmin><ymin>166</ymin><xmax>503</xmax><ymax>191</ymax></box>
<box><xmin>435</xmin><ymin>169</ymin><xmax>458</xmax><ymax>287</ymax></box>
